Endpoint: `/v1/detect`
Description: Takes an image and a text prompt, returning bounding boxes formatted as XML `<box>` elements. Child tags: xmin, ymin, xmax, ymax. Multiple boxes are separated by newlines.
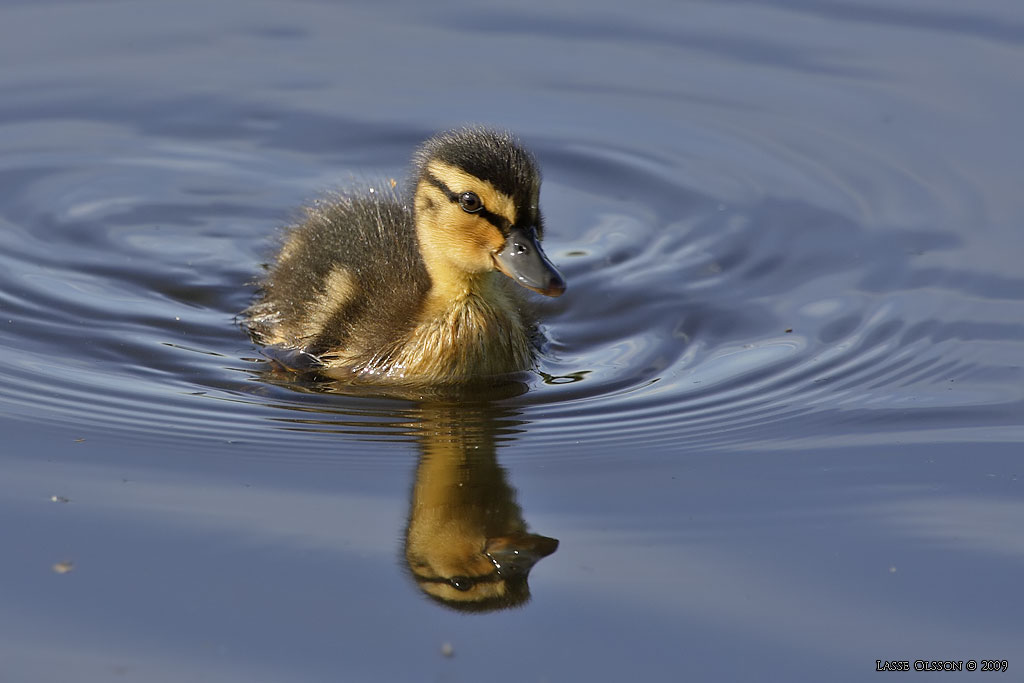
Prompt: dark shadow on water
<box><xmin>455</xmin><ymin>9</ymin><xmax>875</xmax><ymax>78</ymax></box>
<box><xmin>701</xmin><ymin>0</ymin><xmax>1024</xmax><ymax>47</ymax></box>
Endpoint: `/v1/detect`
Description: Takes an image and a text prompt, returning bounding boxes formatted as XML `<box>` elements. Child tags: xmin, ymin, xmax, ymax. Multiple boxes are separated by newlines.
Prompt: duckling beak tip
<box><xmin>532</xmin><ymin>276</ymin><xmax>566</xmax><ymax>298</ymax></box>
<box><xmin>493</xmin><ymin>227</ymin><xmax>566</xmax><ymax>298</ymax></box>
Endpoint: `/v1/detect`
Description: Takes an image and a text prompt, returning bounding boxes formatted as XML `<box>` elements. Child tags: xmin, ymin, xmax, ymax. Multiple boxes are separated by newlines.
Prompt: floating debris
<box><xmin>50</xmin><ymin>495</ymin><xmax>70</xmax><ymax>504</ymax></box>
<box><xmin>440</xmin><ymin>642</ymin><xmax>454</xmax><ymax>658</ymax></box>
<box><xmin>52</xmin><ymin>561</ymin><xmax>74</xmax><ymax>574</ymax></box>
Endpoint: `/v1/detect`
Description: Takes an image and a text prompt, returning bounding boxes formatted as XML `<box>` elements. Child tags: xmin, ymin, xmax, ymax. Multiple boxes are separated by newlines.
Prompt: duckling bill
<box><xmin>245</xmin><ymin>128</ymin><xmax>565</xmax><ymax>383</ymax></box>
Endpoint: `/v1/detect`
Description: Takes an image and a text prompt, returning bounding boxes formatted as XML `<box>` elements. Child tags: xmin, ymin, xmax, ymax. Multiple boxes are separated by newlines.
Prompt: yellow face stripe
<box><xmin>425</xmin><ymin>160</ymin><xmax>517</xmax><ymax>227</ymax></box>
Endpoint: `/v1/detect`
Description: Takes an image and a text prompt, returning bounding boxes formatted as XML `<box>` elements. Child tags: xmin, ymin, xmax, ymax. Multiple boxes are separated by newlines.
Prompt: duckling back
<box><xmin>246</xmin><ymin>191</ymin><xmax>430</xmax><ymax>360</ymax></box>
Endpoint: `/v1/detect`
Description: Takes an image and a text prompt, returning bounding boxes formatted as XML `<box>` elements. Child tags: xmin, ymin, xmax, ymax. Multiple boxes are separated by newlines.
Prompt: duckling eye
<box><xmin>458</xmin><ymin>192</ymin><xmax>482</xmax><ymax>213</ymax></box>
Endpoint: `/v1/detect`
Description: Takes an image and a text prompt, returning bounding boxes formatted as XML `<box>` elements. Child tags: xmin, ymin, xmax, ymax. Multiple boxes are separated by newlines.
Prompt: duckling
<box><xmin>245</xmin><ymin>128</ymin><xmax>565</xmax><ymax>383</ymax></box>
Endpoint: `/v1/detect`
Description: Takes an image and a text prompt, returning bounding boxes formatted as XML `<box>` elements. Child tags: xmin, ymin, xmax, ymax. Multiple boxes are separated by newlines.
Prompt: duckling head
<box><xmin>412</xmin><ymin>128</ymin><xmax>566</xmax><ymax>298</ymax></box>
<box><xmin>407</xmin><ymin>530</ymin><xmax>559</xmax><ymax>613</ymax></box>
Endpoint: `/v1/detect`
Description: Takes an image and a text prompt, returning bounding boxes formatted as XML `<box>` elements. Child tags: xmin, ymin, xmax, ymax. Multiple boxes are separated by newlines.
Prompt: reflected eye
<box><xmin>459</xmin><ymin>192</ymin><xmax>482</xmax><ymax>213</ymax></box>
<box><xmin>449</xmin><ymin>576</ymin><xmax>474</xmax><ymax>591</ymax></box>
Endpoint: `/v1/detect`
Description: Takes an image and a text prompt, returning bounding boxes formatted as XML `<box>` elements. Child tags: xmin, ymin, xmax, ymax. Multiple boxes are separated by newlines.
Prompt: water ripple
<box><xmin>0</xmin><ymin>108</ymin><xmax>1020</xmax><ymax>461</ymax></box>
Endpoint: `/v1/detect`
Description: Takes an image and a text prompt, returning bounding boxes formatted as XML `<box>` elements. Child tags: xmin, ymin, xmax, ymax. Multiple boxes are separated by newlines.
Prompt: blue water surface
<box><xmin>1</xmin><ymin>1</ymin><xmax>1022</xmax><ymax>681</ymax></box>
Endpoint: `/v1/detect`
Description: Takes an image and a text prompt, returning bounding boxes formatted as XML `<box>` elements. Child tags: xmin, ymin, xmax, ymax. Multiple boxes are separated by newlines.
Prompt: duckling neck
<box><xmin>422</xmin><ymin>267</ymin><xmax>502</xmax><ymax>315</ymax></box>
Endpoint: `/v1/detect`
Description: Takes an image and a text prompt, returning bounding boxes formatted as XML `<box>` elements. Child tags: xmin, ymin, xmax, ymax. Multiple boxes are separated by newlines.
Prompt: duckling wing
<box><xmin>245</xmin><ymin>191</ymin><xmax>430</xmax><ymax>356</ymax></box>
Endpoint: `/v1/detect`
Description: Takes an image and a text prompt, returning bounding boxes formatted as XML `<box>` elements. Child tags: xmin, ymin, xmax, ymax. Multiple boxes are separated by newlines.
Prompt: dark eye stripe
<box><xmin>424</xmin><ymin>173</ymin><xmax>459</xmax><ymax>202</ymax></box>
<box><xmin>425</xmin><ymin>173</ymin><xmax>511</xmax><ymax>234</ymax></box>
<box><xmin>412</xmin><ymin>570</ymin><xmax>501</xmax><ymax>589</ymax></box>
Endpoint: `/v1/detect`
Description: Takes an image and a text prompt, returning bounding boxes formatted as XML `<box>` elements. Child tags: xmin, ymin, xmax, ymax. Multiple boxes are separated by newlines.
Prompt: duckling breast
<box><xmin>344</xmin><ymin>291</ymin><xmax>533</xmax><ymax>383</ymax></box>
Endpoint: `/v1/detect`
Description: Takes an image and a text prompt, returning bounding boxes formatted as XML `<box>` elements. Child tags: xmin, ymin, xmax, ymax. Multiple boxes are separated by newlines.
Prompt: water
<box><xmin>2</xmin><ymin>0</ymin><xmax>1023</xmax><ymax>680</ymax></box>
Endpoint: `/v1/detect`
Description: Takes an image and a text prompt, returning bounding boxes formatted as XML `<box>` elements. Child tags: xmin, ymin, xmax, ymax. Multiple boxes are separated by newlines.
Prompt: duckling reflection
<box><xmin>404</xmin><ymin>403</ymin><xmax>558</xmax><ymax>612</ymax></box>
<box><xmin>242</xmin><ymin>362</ymin><xmax>557</xmax><ymax>611</ymax></box>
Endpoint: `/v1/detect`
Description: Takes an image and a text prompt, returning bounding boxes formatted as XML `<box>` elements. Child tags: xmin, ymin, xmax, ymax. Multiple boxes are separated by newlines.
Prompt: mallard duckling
<box><xmin>245</xmin><ymin>128</ymin><xmax>565</xmax><ymax>383</ymax></box>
